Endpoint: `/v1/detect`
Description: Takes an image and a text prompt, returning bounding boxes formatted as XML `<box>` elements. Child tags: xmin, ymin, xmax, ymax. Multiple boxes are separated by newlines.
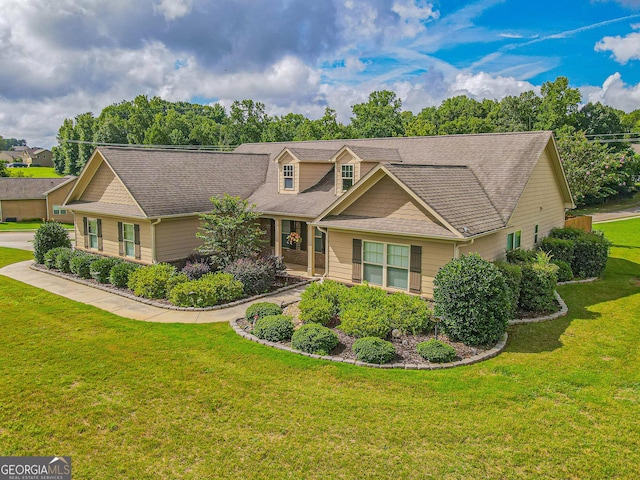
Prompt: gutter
<box><xmin>151</xmin><ymin>218</ymin><xmax>162</xmax><ymax>263</ymax></box>
<box><xmin>315</xmin><ymin>225</ymin><xmax>329</xmax><ymax>278</ymax></box>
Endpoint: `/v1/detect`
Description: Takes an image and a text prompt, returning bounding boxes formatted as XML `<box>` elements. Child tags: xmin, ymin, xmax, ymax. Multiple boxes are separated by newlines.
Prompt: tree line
<box><xmin>53</xmin><ymin>76</ymin><xmax>640</xmax><ymax>206</ymax></box>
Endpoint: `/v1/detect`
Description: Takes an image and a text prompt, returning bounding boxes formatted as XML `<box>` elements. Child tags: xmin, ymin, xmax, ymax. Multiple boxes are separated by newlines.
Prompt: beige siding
<box><xmin>462</xmin><ymin>149</ymin><xmax>566</xmax><ymax>261</ymax></box>
<box><xmin>0</xmin><ymin>199</ymin><xmax>46</xmax><ymax>221</ymax></box>
<box><xmin>359</xmin><ymin>162</ymin><xmax>376</xmax><ymax>179</ymax></box>
<box><xmin>80</xmin><ymin>162</ymin><xmax>137</xmax><ymax>206</ymax></box>
<box><xmin>327</xmin><ymin>229</ymin><xmax>454</xmax><ymax>298</ymax></box>
<box><xmin>342</xmin><ymin>175</ymin><xmax>441</xmax><ymax>224</ymax></box>
<box><xmin>155</xmin><ymin>217</ymin><xmax>203</xmax><ymax>263</ymax></box>
<box><xmin>299</xmin><ymin>163</ymin><xmax>333</xmax><ymax>191</ymax></box>
<box><xmin>46</xmin><ymin>180</ymin><xmax>76</xmax><ymax>223</ymax></box>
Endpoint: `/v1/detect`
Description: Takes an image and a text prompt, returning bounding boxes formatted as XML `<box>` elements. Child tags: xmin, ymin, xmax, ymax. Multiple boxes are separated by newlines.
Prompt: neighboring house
<box><xmin>0</xmin><ymin>150</ymin><xmax>24</xmax><ymax>164</ymax></box>
<box><xmin>0</xmin><ymin>177</ymin><xmax>77</xmax><ymax>222</ymax></box>
<box><xmin>63</xmin><ymin>131</ymin><xmax>574</xmax><ymax>297</ymax></box>
<box><xmin>22</xmin><ymin>148</ymin><xmax>54</xmax><ymax>167</ymax></box>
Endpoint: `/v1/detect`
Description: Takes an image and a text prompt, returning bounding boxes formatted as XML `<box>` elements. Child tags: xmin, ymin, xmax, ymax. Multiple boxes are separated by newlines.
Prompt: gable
<box><xmin>79</xmin><ymin>161</ymin><xmax>138</xmax><ymax>206</ymax></box>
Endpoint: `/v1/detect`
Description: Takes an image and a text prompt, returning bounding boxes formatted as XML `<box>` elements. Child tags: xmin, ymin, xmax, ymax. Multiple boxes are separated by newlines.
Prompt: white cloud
<box><xmin>595</xmin><ymin>31</ymin><xmax>640</xmax><ymax>64</ymax></box>
<box><xmin>153</xmin><ymin>0</ymin><xmax>193</xmax><ymax>21</ymax></box>
<box><xmin>391</xmin><ymin>0</ymin><xmax>439</xmax><ymax>38</ymax></box>
<box><xmin>582</xmin><ymin>72</ymin><xmax>640</xmax><ymax>111</ymax></box>
<box><xmin>448</xmin><ymin>72</ymin><xmax>535</xmax><ymax>100</ymax></box>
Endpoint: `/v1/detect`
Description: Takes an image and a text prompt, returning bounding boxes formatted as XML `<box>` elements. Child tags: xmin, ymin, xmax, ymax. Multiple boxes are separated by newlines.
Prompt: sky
<box><xmin>1</xmin><ymin>0</ymin><xmax>640</xmax><ymax>148</ymax></box>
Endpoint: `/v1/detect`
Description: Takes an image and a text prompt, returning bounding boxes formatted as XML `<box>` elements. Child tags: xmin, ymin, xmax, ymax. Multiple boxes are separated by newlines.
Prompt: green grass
<box><xmin>0</xmin><ymin>221</ymin><xmax>73</xmax><ymax>231</ymax></box>
<box><xmin>0</xmin><ymin>221</ymin><xmax>639</xmax><ymax>479</ymax></box>
<box><xmin>8</xmin><ymin>166</ymin><xmax>63</xmax><ymax>178</ymax></box>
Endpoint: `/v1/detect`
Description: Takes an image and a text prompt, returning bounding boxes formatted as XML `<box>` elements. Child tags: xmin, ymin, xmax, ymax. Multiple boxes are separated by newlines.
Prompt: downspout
<box><xmin>316</xmin><ymin>225</ymin><xmax>329</xmax><ymax>279</ymax></box>
<box><xmin>453</xmin><ymin>239</ymin><xmax>475</xmax><ymax>259</ymax></box>
<box><xmin>151</xmin><ymin>218</ymin><xmax>162</xmax><ymax>264</ymax></box>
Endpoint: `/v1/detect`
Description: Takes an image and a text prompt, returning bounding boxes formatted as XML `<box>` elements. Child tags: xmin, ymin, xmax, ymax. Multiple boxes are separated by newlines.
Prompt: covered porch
<box><xmin>285</xmin><ymin>262</ymin><xmax>325</xmax><ymax>278</ymax></box>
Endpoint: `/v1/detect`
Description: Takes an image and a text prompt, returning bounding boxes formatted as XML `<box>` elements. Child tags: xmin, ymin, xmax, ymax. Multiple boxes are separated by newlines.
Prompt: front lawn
<box><xmin>0</xmin><ymin>220</ymin><xmax>639</xmax><ymax>479</ymax></box>
<box><xmin>0</xmin><ymin>222</ymin><xmax>73</xmax><ymax>231</ymax></box>
<box><xmin>8</xmin><ymin>166</ymin><xmax>63</xmax><ymax>178</ymax></box>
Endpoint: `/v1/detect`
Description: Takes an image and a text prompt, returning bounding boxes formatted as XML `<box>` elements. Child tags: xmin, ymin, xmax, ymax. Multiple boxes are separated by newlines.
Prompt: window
<box><xmin>283</xmin><ymin>165</ymin><xmax>294</xmax><ymax>190</ymax></box>
<box><xmin>341</xmin><ymin>164</ymin><xmax>354</xmax><ymax>191</ymax></box>
<box><xmin>53</xmin><ymin>205</ymin><xmax>66</xmax><ymax>215</ymax></box>
<box><xmin>314</xmin><ymin>227</ymin><xmax>325</xmax><ymax>254</ymax></box>
<box><xmin>123</xmin><ymin>223</ymin><xmax>135</xmax><ymax>257</ymax></box>
<box><xmin>534</xmin><ymin>224</ymin><xmax>539</xmax><ymax>244</ymax></box>
<box><xmin>362</xmin><ymin>241</ymin><xmax>409</xmax><ymax>290</ymax></box>
<box><xmin>282</xmin><ymin>220</ymin><xmax>295</xmax><ymax>249</ymax></box>
<box><xmin>507</xmin><ymin>230</ymin><xmax>521</xmax><ymax>251</ymax></box>
<box><xmin>88</xmin><ymin>219</ymin><xmax>99</xmax><ymax>249</ymax></box>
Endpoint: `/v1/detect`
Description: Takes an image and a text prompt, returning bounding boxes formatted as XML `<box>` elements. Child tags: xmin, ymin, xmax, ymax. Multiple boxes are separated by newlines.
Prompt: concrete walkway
<box><xmin>0</xmin><ymin>260</ymin><xmax>306</xmax><ymax>324</ymax></box>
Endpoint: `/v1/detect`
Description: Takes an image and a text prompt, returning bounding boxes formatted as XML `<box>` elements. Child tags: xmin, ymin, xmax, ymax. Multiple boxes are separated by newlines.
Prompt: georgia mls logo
<box><xmin>0</xmin><ymin>456</ymin><xmax>71</xmax><ymax>480</ymax></box>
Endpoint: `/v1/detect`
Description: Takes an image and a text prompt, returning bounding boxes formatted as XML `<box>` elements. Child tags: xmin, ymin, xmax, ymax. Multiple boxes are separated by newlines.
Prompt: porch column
<box><xmin>307</xmin><ymin>223</ymin><xmax>315</xmax><ymax>277</ymax></box>
<box><xmin>274</xmin><ymin>217</ymin><xmax>282</xmax><ymax>257</ymax></box>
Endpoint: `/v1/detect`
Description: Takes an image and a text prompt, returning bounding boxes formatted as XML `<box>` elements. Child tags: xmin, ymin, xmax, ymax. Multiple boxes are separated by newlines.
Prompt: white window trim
<box><xmin>341</xmin><ymin>164</ymin><xmax>354</xmax><ymax>191</ymax></box>
<box><xmin>362</xmin><ymin>240</ymin><xmax>410</xmax><ymax>291</ymax></box>
<box><xmin>283</xmin><ymin>165</ymin><xmax>294</xmax><ymax>190</ymax></box>
<box><xmin>123</xmin><ymin>222</ymin><xmax>135</xmax><ymax>258</ymax></box>
<box><xmin>53</xmin><ymin>205</ymin><xmax>67</xmax><ymax>215</ymax></box>
<box><xmin>87</xmin><ymin>218</ymin><xmax>99</xmax><ymax>250</ymax></box>
<box><xmin>507</xmin><ymin>230</ymin><xmax>522</xmax><ymax>251</ymax></box>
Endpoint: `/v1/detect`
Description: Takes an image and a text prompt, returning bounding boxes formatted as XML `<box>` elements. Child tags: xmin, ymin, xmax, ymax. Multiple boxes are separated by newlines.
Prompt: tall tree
<box><xmin>575</xmin><ymin>102</ymin><xmax>624</xmax><ymax>138</ymax></box>
<box><xmin>535</xmin><ymin>77</ymin><xmax>581</xmax><ymax>131</ymax></box>
<box><xmin>56</xmin><ymin>118</ymin><xmax>80</xmax><ymax>175</ymax></box>
<box><xmin>225</xmin><ymin>99</ymin><xmax>269</xmax><ymax>145</ymax></box>
<box><xmin>351</xmin><ymin>90</ymin><xmax>404</xmax><ymax>138</ymax></box>
<box><xmin>74</xmin><ymin>112</ymin><xmax>95</xmax><ymax>170</ymax></box>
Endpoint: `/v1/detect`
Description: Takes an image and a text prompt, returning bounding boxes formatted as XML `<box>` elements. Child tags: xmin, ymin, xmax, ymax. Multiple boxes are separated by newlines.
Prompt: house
<box><xmin>0</xmin><ymin>176</ymin><xmax>77</xmax><ymax>223</ymax></box>
<box><xmin>63</xmin><ymin>131</ymin><xmax>573</xmax><ymax>297</ymax></box>
<box><xmin>22</xmin><ymin>148</ymin><xmax>54</xmax><ymax>167</ymax></box>
<box><xmin>0</xmin><ymin>151</ymin><xmax>24</xmax><ymax>164</ymax></box>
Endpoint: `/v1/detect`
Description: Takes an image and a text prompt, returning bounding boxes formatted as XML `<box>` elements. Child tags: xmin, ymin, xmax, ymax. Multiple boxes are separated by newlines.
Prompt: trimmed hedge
<box><xmin>90</xmin><ymin>257</ymin><xmax>122</xmax><ymax>284</ymax></box>
<box><xmin>547</xmin><ymin>228</ymin><xmax>611</xmax><ymax>278</ymax></box>
<box><xmin>55</xmin><ymin>248</ymin><xmax>77</xmax><ymax>273</ymax></box>
<box><xmin>33</xmin><ymin>221</ymin><xmax>71</xmax><ymax>264</ymax></box>
<box><xmin>298</xmin><ymin>296</ymin><xmax>334</xmax><ymax>326</ymax></box>
<box><xmin>44</xmin><ymin>247</ymin><xmax>70</xmax><ymax>269</ymax></box>
<box><xmin>69</xmin><ymin>253</ymin><xmax>99</xmax><ymax>279</ymax></box>
<box><xmin>245</xmin><ymin>302</ymin><xmax>283</xmax><ymax>323</ymax></box>
<box><xmin>538</xmin><ymin>237</ymin><xmax>574</xmax><ymax>265</ymax></box>
<box><xmin>518</xmin><ymin>263</ymin><xmax>558</xmax><ymax>313</ymax></box>
<box><xmin>494</xmin><ymin>261</ymin><xmax>522</xmax><ymax>319</ymax></box>
<box><xmin>291</xmin><ymin>323</ymin><xmax>338</xmax><ymax>355</ymax></box>
<box><xmin>352</xmin><ymin>337</ymin><xmax>395</xmax><ymax>364</ymax></box>
<box><xmin>385</xmin><ymin>292</ymin><xmax>433</xmax><ymax>335</ymax></box>
<box><xmin>299</xmin><ymin>280</ymin><xmax>346</xmax><ymax>318</ymax></box>
<box><xmin>109</xmin><ymin>262</ymin><xmax>140</xmax><ymax>288</ymax></box>
<box><xmin>506</xmin><ymin>249</ymin><xmax>536</xmax><ymax>265</ymax></box>
<box><xmin>339</xmin><ymin>283</ymin><xmax>388</xmax><ymax>313</ymax></box>
<box><xmin>552</xmin><ymin>260</ymin><xmax>574</xmax><ymax>282</ymax></box>
<box><xmin>416</xmin><ymin>339</ymin><xmax>457</xmax><ymax>363</ymax></box>
<box><xmin>127</xmin><ymin>263</ymin><xmax>178</xmax><ymax>299</ymax></box>
<box><xmin>338</xmin><ymin>305</ymin><xmax>391</xmax><ymax>339</ymax></box>
<box><xmin>168</xmin><ymin>272</ymin><xmax>244</xmax><ymax>307</ymax></box>
<box><xmin>253</xmin><ymin>315</ymin><xmax>294</xmax><ymax>342</ymax></box>
<box><xmin>433</xmin><ymin>253</ymin><xmax>510</xmax><ymax>346</ymax></box>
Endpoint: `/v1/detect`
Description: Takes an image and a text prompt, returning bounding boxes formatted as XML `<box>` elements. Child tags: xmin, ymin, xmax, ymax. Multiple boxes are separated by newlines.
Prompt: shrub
<box><xmin>518</xmin><ymin>263</ymin><xmax>558</xmax><ymax>313</ymax></box>
<box><xmin>166</xmin><ymin>272</ymin><xmax>189</xmax><ymax>294</ymax></box>
<box><xmin>245</xmin><ymin>302</ymin><xmax>283</xmax><ymax>323</ymax></box>
<box><xmin>109</xmin><ymin>262</ymin><xmax>141</xmax><ymax>288</ymax></box>
<box><xmin>494</xmin><ymin>261</ymin><xmax>522</xmax><ymax>319</ymax></box>
<box><xmin>90</xmin><ymin>257</ymin><xmax>122</xmax><ymax>284</ymax></box>
<box><xmin>261</xmin><ymin>254</ymin><xmax>287</xmax><ymax>277</ymax></box>
<box><xmin>291</xmin><ymin>323</ymin><xmax>338</xmax><ymax>355</ymax></box>
<box><xmin>339</xmin><ymin>305</ymin><xmax>391</xmax><ymax>339</ymax></box>
<box><xmin>384</xmin><ymin>292</ymin><xmax>434</xmax><ymax>335</ymax></box>
<box><xmin>70</xmin><ymin>252</ymin><xmax>99</xmax><ymax>279</ymax></box>
<box><xmin>433</xmin><ymin>253</ymin><xmax>510</xmax><ymax>346</ymax></box>
<box><xmin>505</xmin><ymin>249</ymin><xmax>536</xmax><ymax>264</ymax></box>
<box><xmin>571</xmin><ymin>232</ymin><xmax>610</xmax><ymax>278</ymax></box>
<box><xmin>416</xmin><ymin>339</ymin><xmax>457</xmax><ymax>363</ymax></box>
<box><xmin>33</xmin><ymin>222</ymin><xmax>71</xmax><ymax>264</ymax></box>
<box><xmin>338</xmin><ymin>283</ymin><xmax>388</xmax><ymax>314</ymax></box>
<box><xmin>44</xmin><ymin>247</ymin><xmax>70</xmax><ymax>269</ymax></box>
<box><xmin>538</xmin><ymin>237</ymin><xmax>575</xmax><ymax>265</ymax></box>
<box><xmin>552</xmin><ymin>260</ymin><xmax>574</xmax><ymax>282</ymax></box>
<box><xmin>54</xmin><ymin>248</ymin><xmax>77</xmax><ymax>273</ymax></box>
<box><xmin>549</xmin><ymin>227</ymin><xmax>585</xmax><ymax>241</ymax></box>
<box><xmin>299</xmin><ymin>280</ymin><xmax>346</xmax><ymax>318</ymax></box>
<box><xmin>252</xmin><ymin>315</ymin><xmax>294</xmax><ymax>342</ymax></box>
<box><xmin>223</xmin><ymin>257</ymin><xmax>276</xmax><ymax>295</ymax></box>
<box><xmin>168</xmin><ymin>272</ymin><xmax>244</xmax><ymax>307</ymax></box>
<box><xmin>298</xmin><ymin>296</ymin><xmax>334</xmax><ymax>326</ymax></box>
<box><xmin>181</xmin><ymin>260</ymin><xmax>211</xmax><ymax>280</ymax></box>
<box><xmin>352</xmin><ymin>337</ymin><xmax>396</xmax><ymax>364</ymax></box>
<box><xmin>127</xmin><ymin>263</ymin><xmax>177</xmax><ymax>299</ymax></box>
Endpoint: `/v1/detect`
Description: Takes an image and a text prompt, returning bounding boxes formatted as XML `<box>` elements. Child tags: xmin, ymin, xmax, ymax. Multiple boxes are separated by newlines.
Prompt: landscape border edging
<box><xmin>507</xmin><ymin>291</ymin><xmax>568</xmax><ymax>325</ymax></box>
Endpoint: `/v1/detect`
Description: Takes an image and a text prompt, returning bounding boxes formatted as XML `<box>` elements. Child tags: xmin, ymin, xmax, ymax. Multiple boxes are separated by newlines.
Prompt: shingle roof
<box><xmin>347</xmin><ymin>146</ymin><xmax>401</xmax><ymax>162</ymax></box>
<box><xmin>64</xmin><ymin>201</ymin><xmax>146</xmax><ymax>218</ymax></box>
<box><xmin>0</xmin><ymin>151</ymin><xmax>23</xmax><ymax>161</ymax></box>
<box><xmin>0</xmin><ymin>177</ymin><xmax>71</xmax><ymax>200</ymax></box>
<box><xmin>82</xmin><ymin>147</ymin><xmax>270</xmax><ymax>217</ymax></box>
<box><xmin>385</xmin><ymin>164</ymin><xmax>504</xmax><ymax>236</ymax></box>
<box><xmin>286</xmin><ymin>147</ymin><xmax>339</xmax><ymax>162</ymax></box>
<box><xmin>316</xmin><ymin>214</ymin><xmax>458</xmax><ymax>238</ymax></box>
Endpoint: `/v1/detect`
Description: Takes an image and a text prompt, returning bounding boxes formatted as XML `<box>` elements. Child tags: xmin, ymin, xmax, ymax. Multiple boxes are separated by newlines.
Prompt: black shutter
<box><xmin>97</xmin><ymin>219</ymin><xmax>103</xmax><ymax>251</ymax></box>
<box><xmin>300</xmin><ymin>222</ymin><xmax>307</xmax><ymax>251</ymax></box>
<box><xmin>409</xmin><ymin>245</ymin><xmax>422</xmax><ymax>293</ymax></box>
<box><xmin>83</xmin><ymin>217</ymin><xmax>88</xmax><ymax>249</ymax></box>
<box><xmin>134</xmin><ymin>224</ymin><xmax>141</xmax><ymax>259</ymax></box>
<box><xmin>118</xmin><ymin>222</ymin><xmax>124</xmax><ymax>256</ymax></box>
<box><xmin>269</xmin><ymin>219</ymin><xmax>275</xmax><ymax>247</ymax></box>
<box><xmin>352</xmin><ymin>238</ymin><xmax>362</xmax><ymax>283</ymax></box>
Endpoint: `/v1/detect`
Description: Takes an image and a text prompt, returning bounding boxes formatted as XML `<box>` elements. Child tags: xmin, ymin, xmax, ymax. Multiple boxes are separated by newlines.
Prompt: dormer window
<box><xmin>341</xmin><ymin>164</ymin><xmax>354</xmax><ymax>191</ymax></box>
<box><xmin>283</xmin><ymin>165</ymin><xmax>294</xmax><ymax>190</ymax></box>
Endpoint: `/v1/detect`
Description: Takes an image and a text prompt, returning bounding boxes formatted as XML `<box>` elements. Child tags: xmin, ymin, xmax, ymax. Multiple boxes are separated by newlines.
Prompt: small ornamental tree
<box><xmin>433</xmin><ymin>253</ymin><xmax>510</xmax><ymax>346</ymax></box>
<box><xmin>33</xmin><ymin>222</ymin><xmax>72</xmax><ymax>264</ymax></box>
<box><xmin>196</xmin><ymin>194</ymin><xmax>265</xmax><ymax>269</ymax></box>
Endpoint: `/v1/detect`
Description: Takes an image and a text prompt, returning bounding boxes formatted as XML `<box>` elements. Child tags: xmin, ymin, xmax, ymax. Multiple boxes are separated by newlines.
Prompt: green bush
<box><xmin>69</xmin><ymin>252</ymin><xmax>99</xmax><ymax>279</ymax></box>
<box><xmin>339</xmin><ymin>284</ymin><xmax>388</xmax><ymax>314</ymax></box>
<box><xmin>168</xmin><ymin>273</ymin><xmax>244</xmax><ymax>307</ymax></box>
<box><xmin>223</xmin><ymin>257</ymin><xmax>276</xmax><ymax>295</ymax></box>
<box><xmin>252</xmin><ymin>315</ymin><xmax>294</xmax><ymax>342</ymax></box>
<box><xmin>518</xmin><ymin>263</ymin><xmax>558</xmax><ymax>313</ymax></box>
<box><xmin>433</xmin><ymin>253</ymin><xmax>510</xmax><ymax>346</ymax></box>
<box><xmin>505</xmin><ymin>249</ymin><xmax>536</xmax><ymax>264</ymax></box>
<box><xmin>571</xmin><ymin>232</ymin><xmax>610</xmax><ymax>278</ymax></box>
<box><xmin>549</xmin><ymin>227</ymin><xmax>585</xmax><ymax>240</ymax></box>
<box><xmin>54</xmin><ymin>248</ymin><xmax>78</xmax><ymax>273</ymax></box>
<box><xmin>33</xmin><ymin>222</ymin><xmax>71</xmax><ymax>264</ymax></box>
<box><xmin>384</xmin><ymin>292</ymin><xmax>434</xmax><ymax>335</ymax></box>
<box><xmin>538</xmin><ymin>237</ymin><xmax>575</xmax><ymax>265</ymax></box>
<box><xmin>299</xmin><ymin>280</ymin><xmax>347</xmax><ymax>318</ymax></box>
<box><xmin>416</xmin><ymin>339</ymin><xmax>457</xmax><ymax>363</ymax></box>
<box><xmin>352</xmin><ymin>337</ymin><xmax>396</xmax><ymax>364</ymax></box>
<box><xmin>494</xmin><ymin>261</ymin><xmax>522</xmax><ymax>319</ymax></box>
<box><xmin>166</xmin><ymin>272</ymin><xmax>189</xmax><ymax>294</ymax></box>
<box><xmin>109</xmin><ymin>262</ymin><xmax>140</xmax><ymax>288</ymax></box>
<box><xmin>339</xmin><ymin>305</ymin><xmax>391</xmax><ymax>339</ymax></box>
<box><xmin>127</xmin><ymin>263</ymin><xmax>177</xmax><ymax>299</ymax></box>
<box><xmin>298</xmin><ymin>296</ymin><xmax>334</xmax><ymax>326</ymax></box>
<box><xmin>44</xmin><ymin>247</ymin><xmax>70</xmax><ymax>269</ymax></box>
<box><xmin>245</xmin><ymin>302</ymin><xmax>283</xmax><ymax>323</ymax></box>
<box><xmin>552</xmin><ymin>260</ymin><xmax>574</xmax><ymax>282</ymax></box>
<box><xmin>90</xmin><ymin>257</ymin><xmax>122</xmax><ymax>284</ymax></box>
<box><xmin>291</xmin><ymin>323</ymin><xmax>338</xmax><ymax>355</ymax></box>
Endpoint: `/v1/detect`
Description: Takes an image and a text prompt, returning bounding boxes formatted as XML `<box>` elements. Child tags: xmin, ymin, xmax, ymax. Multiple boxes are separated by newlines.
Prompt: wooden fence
<box><xmin>564</xmin><ymin>215</ymin><xmax>592</xmax><ymax>232</ymax></box>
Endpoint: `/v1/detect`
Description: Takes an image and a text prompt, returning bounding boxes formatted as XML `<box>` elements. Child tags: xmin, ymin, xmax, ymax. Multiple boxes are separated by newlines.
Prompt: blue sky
<box><xmin>1</xmin><ymin>0</ymin><xmax>640</xmax><ymax>148</ymax></box>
